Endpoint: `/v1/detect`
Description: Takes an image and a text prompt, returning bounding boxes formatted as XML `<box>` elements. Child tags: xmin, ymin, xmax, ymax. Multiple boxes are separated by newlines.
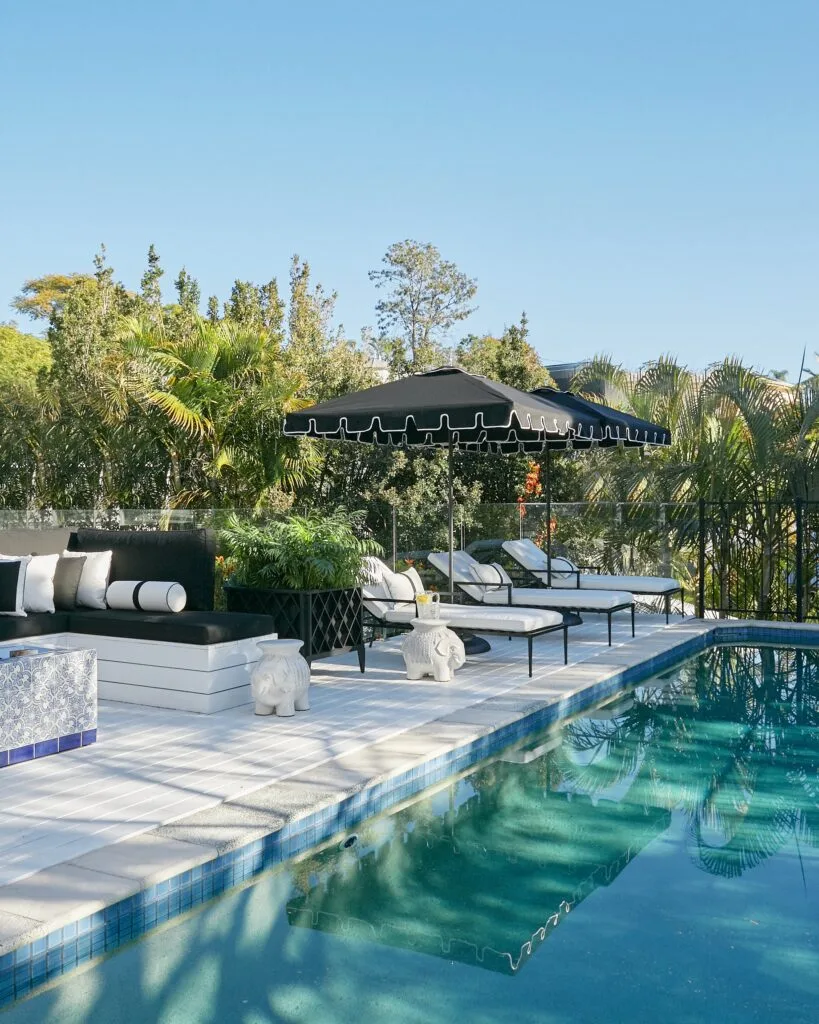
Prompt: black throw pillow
<box><xmin>53</xmin><ymin>554</ymin><xmax>87</xmax><ymax>611</ymax></box>
<box><xmin>0</xmin><ymin>560</ymin><xmax>23</xmax><ymax>614</ymax></box>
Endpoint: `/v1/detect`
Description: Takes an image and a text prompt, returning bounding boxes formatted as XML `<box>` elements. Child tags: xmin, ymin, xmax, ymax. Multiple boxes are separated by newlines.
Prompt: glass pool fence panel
<box><xmin>0</xmin><ymin>508</ymin><xmax>276</xmax><ymax>531</ymax></box>
<box><xmin>389</xmin><ymin>501</ymin><xmax>699</xmax><ymax>591</ymax></box>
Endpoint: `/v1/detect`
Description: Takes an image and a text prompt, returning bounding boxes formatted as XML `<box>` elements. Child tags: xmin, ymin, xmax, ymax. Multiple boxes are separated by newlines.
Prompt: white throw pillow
<box><xmin>61</xmin><ymin>550</ymin><xmax>113</xmax><ymax>609</ymax></box>
<box><xmin>23</xmin><ymin>553</ymin><xmax>59</xmax><ymax>612</ymax></box>
<box><xmin>106</xmin><ymin>580</ymin><xmax>187</xmax><ymax>613</ymax></box>
<box><xmin>402</xmin><ymin>566</ymin><xmax>425</xmax><ymax>595</ymax></box>
<box><xmin>0</xmin><ymin>556</ymin><xmax>30</xmax><ymax>617</ymax></box>
<box><xmin>387</xmin><ymin>572</ymin><xmax>416</xmax><ymax>604</ymax></box>
<box><xmin>468</xmin><ymin>562</ymin><xmax>511</xmax><ymax>593</ymax></box>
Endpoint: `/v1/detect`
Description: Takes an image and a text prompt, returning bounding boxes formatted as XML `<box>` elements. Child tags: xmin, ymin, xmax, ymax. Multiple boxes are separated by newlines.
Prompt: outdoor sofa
<box><xmin>498</xmin><ymin>538</ymin><xmax>684</xmax><ymax>623</ymax></box>
<box><xmin>361</xmin><ymin>557</ymin><xmax>577</xmax><ymax>674</ymax></box>
<box><xmin>0</xmin><ymin>528</ymin><xmax>276</xmax><ymax>713</ymax></box>
<box><xmin>427</xmin><ymin>550</ymin><xmax>636</xmax><ymax>646</ymax></box>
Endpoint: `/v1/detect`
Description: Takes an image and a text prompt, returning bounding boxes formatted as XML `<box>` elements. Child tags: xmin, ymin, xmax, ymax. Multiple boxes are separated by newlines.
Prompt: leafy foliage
<box><xmin>368</xmin><ymin>240</ymin><xmax>477</xmax><ymax>374</ymax></box>
<box><xmin>221</xmin><ymin>510</ymin><xmax>382</xmax><ymax>590</ymax></box>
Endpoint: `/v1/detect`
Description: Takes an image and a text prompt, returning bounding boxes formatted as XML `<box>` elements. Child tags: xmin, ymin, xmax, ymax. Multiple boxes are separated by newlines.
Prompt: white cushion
<box><xmin>383</xmin><ymin>602</ymin><xmax>563</xmax><ymax>633</ymax></box>
<box><xmin>386</xmin><ymin>572</ymin><xmax>415</xmax><ymax>604</ymax></box>
<box><xmin>481</xmin><ymin>587</ymin><xmax>634</xmax><ymax>611</ymax></box>
<box><xmin>106</xmin><ymin>580</ymin><xmax>187</xmax><ymax>613</ymax></box>
<box><xmin>0</xmin><ymin>556</ymin><xmax>30</xmax><ymax>617</ymax></box>
<box><xmin>427</xmin><ymin>550</ymin><xmax>487</xmax><ymax>602</ymax></box>
<box><xmin>24</xmin><ymin>553</ymin><xmax>59</xmax><ymax>612</ymax></box>
<box><xmin>362</xmin><ymin>580</ymin><xmax>392</xmax><ymax>619</ymax></box>
<box><xmin>0</xmin><ymin>553</ymin><xmax>58</xmax><ymax>613</ymax></box>
<box><xmin>62</xmin><ymin>549</ymin><xmax>112</xmax><ymax>610</ymax></box>
<box><xmin>468</xmin><ymin>562</ymin><xmax>511</xmax><ymax>593</ymax></box>
<box><xmin>572</xmin><ymin>574</ymin><xmax>680</xmax><ymax>594</ymax></box>
<box><xmin>502</xmin><ymin>539</ymin><xmax>549</xmax><ymax>571</ymax></box>
<box><xmin>502</xmin><ymin>540</ymin><xmax>576</xmax><ymax>581</ymax></box>
<box><xmin>402</xmin><ymin>566</ymin><xmax>425</xmax><ymax>595</ymax></box>
<box><xmin>546</xmin><ymin>556</ymin><xmax>578</xmax><ymax>583</ymax></box>
<box><xmin>382</xmin><ymin>566</ymin><xmax>424</xmax><ymax>609</ymax></box>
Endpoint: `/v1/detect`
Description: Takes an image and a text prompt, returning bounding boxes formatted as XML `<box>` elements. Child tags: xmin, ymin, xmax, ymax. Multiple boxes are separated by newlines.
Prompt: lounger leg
<box><xmin>681</xmin><ymin>588</ymin><xmax>685</xmax><ymax>618</ymax></box>
<box><xmin>607</xmin><ymin>612</ymin><xmax>612</xmax><ymax>646</ymax></box>
<box><xmin>563</xmin><ymin>626</ymin><xmax>568</xmax><ymax>665</ymax></box>
<box><xmin>631</xmin><ymin>605</ymin><xmax>635</xmax><ymax>637</ymax></box>
<box><xmin>357</xmin><ymin>644</ymin><xmax>366</xmax><ymax>673</ymax></box>
<box><xmin>528</xmin><ymin>636</ymin><xmax>533</xmax><ymax>677</ymax></box>
<box><xmin>665</xmin><ymin>592</ymin><xmax>670</xmax><ymax>624</ymax></box>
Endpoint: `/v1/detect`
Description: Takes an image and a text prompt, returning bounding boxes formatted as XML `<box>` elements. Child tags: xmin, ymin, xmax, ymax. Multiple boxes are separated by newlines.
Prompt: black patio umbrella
<box><xmin>528</xmin><ymin>387</ymin><xmax>672</xmax><ymax>575</ymax></box>
<box><xmin>284</xmin><ymin>367</ymin><xmax>609</xmax><ymax>590</ymax></box>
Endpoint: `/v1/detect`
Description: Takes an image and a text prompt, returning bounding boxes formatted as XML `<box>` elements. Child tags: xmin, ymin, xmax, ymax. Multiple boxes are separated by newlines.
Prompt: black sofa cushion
<box><xmin>0</xmin><ymin>612</ymin><xmax>70</xmax><ymax>642</ymax></box>
<box><xmin>68</xmin><ymin>529</ymin><xmax>216</xmax><ymax>612</ymax></box>
<box><xmin>67</xmin><ymin>609</ymin><xmax>275</xmax><ymax>646</ymax></box>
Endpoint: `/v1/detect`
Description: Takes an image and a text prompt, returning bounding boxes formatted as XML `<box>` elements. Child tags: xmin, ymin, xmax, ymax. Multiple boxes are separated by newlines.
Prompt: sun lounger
<box><xmin>426</xmin><ymin>550</ymin><xmax>635</xmax><ymax>646</ymax></box>
<box><xmin>360</xmin><ymin>557</ymin><xmax>576</xmax><ymax>674</ymax></box>
<box><xmin>501</xmin><ymin>538</ymin><xmax>683</xmax><ymax>622</ymax></box>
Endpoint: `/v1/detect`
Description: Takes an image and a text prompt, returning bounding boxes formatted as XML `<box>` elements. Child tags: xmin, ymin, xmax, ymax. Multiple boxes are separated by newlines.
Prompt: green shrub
<box><xmin>221</xmin><ymin>511</ymin><xmax>383</xmax><ymax>591</ymax></box>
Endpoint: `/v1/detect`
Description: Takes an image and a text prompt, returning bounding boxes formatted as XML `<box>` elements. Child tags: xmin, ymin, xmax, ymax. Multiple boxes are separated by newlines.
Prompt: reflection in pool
<box><xmin>6</xmin><ymin>645</ymin><xmax>819</xmax><ymax>1023</ymax></box>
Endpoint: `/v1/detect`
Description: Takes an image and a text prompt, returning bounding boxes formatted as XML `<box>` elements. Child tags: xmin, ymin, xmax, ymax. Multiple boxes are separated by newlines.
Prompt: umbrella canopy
<box><xmin>284</xmin><ymin>367</ymin><xmax>608</xmax><ymax>453</ymax></box>
<box><xmin>530</xmin><ymin>387</ymin><xmax>672</xmax><ymax>448</ymax></box>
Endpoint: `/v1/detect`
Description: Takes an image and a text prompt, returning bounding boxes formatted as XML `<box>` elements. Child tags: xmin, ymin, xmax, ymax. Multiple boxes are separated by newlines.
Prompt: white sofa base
<box><xmin>27</xmin><ymin>631</ymin><xmax>277</xmax><ymax>714</ymax></box>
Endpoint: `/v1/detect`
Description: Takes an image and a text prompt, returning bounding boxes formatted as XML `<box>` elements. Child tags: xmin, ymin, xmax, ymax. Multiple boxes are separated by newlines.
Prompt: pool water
<box><xmin>4</xmin><ymin>645</ymin><xmax>819</xmax><ymax>1024</ymax></box>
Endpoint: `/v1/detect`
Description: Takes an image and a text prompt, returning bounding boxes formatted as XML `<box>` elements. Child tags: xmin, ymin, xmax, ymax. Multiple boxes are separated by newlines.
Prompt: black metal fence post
<box><xmin>697</xmin><ymin>498</ymin><xmax>706</xmax><ymax>618</ymax></box>
<box><xmin>796</xmin><ymin>497</ymin><xmax>804</xmax><ymax>622</ymax></box>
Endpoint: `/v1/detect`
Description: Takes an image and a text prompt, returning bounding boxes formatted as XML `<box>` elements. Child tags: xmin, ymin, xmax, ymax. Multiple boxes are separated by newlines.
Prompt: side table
<box><xmin>0</xmin><ymin>645</ymin><xmax>97</xmax><ymax>768</ymax></box>
<box><xmin>401</xmin><ymin>618</ymin><xmax>466</xmax><ymax>682</ymax></box>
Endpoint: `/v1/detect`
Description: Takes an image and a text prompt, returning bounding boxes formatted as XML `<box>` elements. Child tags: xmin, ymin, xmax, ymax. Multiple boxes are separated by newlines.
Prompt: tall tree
<box><xmin>368</xmin><ymin>240</ymin><xmax>477</xmax><ymax>375</ymax></box>
<box><xmin>224</xmin><ymin>278</ymin><xmax>285</xmax><ymax>339</ymax></box>
<box><xmin>457</xmin><ymin>313</ymin><xmax>553</xmax><ymax>391</ymax></box>
<box><xmin>139</xmin><ymin>244</ymin><xmax>164</xmax><ymax>321</ymax></box>
<box><xmin>12</xmin><ymin>273</ymin><xmax>93</xmax><ymax>322</ymax></box>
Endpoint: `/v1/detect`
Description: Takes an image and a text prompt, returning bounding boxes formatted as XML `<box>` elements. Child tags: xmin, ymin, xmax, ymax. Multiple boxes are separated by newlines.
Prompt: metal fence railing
<box><xmin>697</xmin><ymin>499</ymin><xmax>819</xmax><ymax>622</ymax></box>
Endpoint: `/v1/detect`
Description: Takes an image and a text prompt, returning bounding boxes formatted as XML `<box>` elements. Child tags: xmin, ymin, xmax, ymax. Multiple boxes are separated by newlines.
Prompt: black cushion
<box><xmin>0</xmin><ymin>612</ymin><xmax>70</xmax><ymax>641</ymax></box>
<box><xmin>68</xmin><ymin>529</ymin><xmax>216</xmax><ymax>612</ymax></box>
<box><xmin>53</xmin><ymin>554</ymin><xmax>87</xmax><ymax>610</ymax></box>
<box><xmin>67</xmin><ymin>609</ymin><xmax>275</xmax><ymax>645</ymax></box>
<box><xmin>0</xmin><ymin>559</ymin><xmax>23</xmax><ymax>614</ymax></box>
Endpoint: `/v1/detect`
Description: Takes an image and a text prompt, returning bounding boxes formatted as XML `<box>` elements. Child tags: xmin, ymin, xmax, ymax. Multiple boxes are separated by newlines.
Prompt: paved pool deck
<box><xmin>2</xmin><ymin>613</ymin><xmax>817</xmax><ymax>967</ymax></box>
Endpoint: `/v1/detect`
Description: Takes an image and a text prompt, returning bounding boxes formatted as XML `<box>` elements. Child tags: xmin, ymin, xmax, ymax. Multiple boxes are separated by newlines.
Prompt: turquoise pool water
<box><xmin>4</xmin><ymin>645</ymin><xmax>819</xmax><ymax>1023</ymax></box>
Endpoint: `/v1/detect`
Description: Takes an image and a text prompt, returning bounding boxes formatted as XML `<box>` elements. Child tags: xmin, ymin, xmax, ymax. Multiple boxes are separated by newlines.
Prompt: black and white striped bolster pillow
<box><xmin>105</xmin><ymin>580</ymin><xmax>187</xmax><ymax>613</ymax></box>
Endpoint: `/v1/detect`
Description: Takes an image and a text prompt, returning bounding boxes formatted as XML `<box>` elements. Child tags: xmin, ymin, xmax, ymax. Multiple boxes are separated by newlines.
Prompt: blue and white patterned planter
<box><xmin>0</xmin><ymin>646</ymin><xmax>97</xmax><ymax>768</ymax></box>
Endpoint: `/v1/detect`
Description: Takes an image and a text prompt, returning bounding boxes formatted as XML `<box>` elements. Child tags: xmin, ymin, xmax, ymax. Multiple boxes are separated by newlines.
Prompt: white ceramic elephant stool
<box><xmin>402</xmin><ymin>621</ymin><xmax>466</xmax><ymax>682</ymax></box>
<box><xmin>251</xmin><ymin>639</ymin><xmax>311</xmax><ymax>717</ymax></box>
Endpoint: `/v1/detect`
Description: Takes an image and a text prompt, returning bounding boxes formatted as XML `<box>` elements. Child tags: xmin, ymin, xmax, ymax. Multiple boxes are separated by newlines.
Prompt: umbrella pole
<box><xmin>448</xmin><ymin>434</ymin><xmax>454</xmax><ymax>591</ymax></box>
<box><xmin>446</xmin><ymin>435</ymin><xmax>489</xmax><ymax>655</ymax></box>
<box><xmin>545</xmin><ymin>445</ymin><xmax>552</xmax><ymax>586</ymax></box>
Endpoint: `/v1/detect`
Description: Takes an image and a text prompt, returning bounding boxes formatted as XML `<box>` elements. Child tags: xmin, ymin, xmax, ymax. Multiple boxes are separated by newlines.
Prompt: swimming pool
<box><xmin>4</xmin><ymin>644</ymin><xmax>819</xmax><ymax>1023</ymax></box>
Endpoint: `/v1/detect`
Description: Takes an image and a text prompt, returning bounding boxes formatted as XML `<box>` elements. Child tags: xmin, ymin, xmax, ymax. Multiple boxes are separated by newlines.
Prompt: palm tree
<box><xmin>116</xmin><ymin>315</ymin><xmax>318</xmax><ymax>509</ymax></box>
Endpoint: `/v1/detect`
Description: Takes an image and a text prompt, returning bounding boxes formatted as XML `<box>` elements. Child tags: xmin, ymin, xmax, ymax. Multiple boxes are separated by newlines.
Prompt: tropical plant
<box><xmin>220</xmin><ymin>510</ymin><xmax>383</xmax><ymax>590</ymax></box>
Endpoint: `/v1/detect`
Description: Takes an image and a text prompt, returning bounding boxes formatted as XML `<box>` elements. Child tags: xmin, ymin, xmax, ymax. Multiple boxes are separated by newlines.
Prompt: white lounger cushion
<box><xmin>428</xmin><ymin>550</ymin><xmax>634</xmax><ymax>610</ymax></box>
<box><xmin>480</xmin><ymin>587</ymin><xmax>633</xmax><ymax>611</ymax></box>
<box><xmin>542</xmin><ymin>572</ymin><xmax>680</xmax><ymax>594</ymax></box>
<box><xmin>502</xmin><ymin>539</ymin><xmax>679</xmax><ymax>595</ymax></box>
<box><xmin>382</xmin><ymin>602</ymin><xmax>563</xmax><ymax>633</ymax></box>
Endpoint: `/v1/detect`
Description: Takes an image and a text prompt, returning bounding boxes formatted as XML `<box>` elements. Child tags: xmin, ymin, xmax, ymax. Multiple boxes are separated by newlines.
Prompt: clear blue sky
<box><xmin>2</xmin><ymin>1</ymin><xmax>817</xmax><ymax>377</ymax></box>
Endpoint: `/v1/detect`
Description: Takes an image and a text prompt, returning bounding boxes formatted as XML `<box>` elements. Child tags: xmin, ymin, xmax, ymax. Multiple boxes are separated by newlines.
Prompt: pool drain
<box><xmin>340</xmin><ymin>833</ymin><xmax>359</xmax><ymax>849</ymax></box>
